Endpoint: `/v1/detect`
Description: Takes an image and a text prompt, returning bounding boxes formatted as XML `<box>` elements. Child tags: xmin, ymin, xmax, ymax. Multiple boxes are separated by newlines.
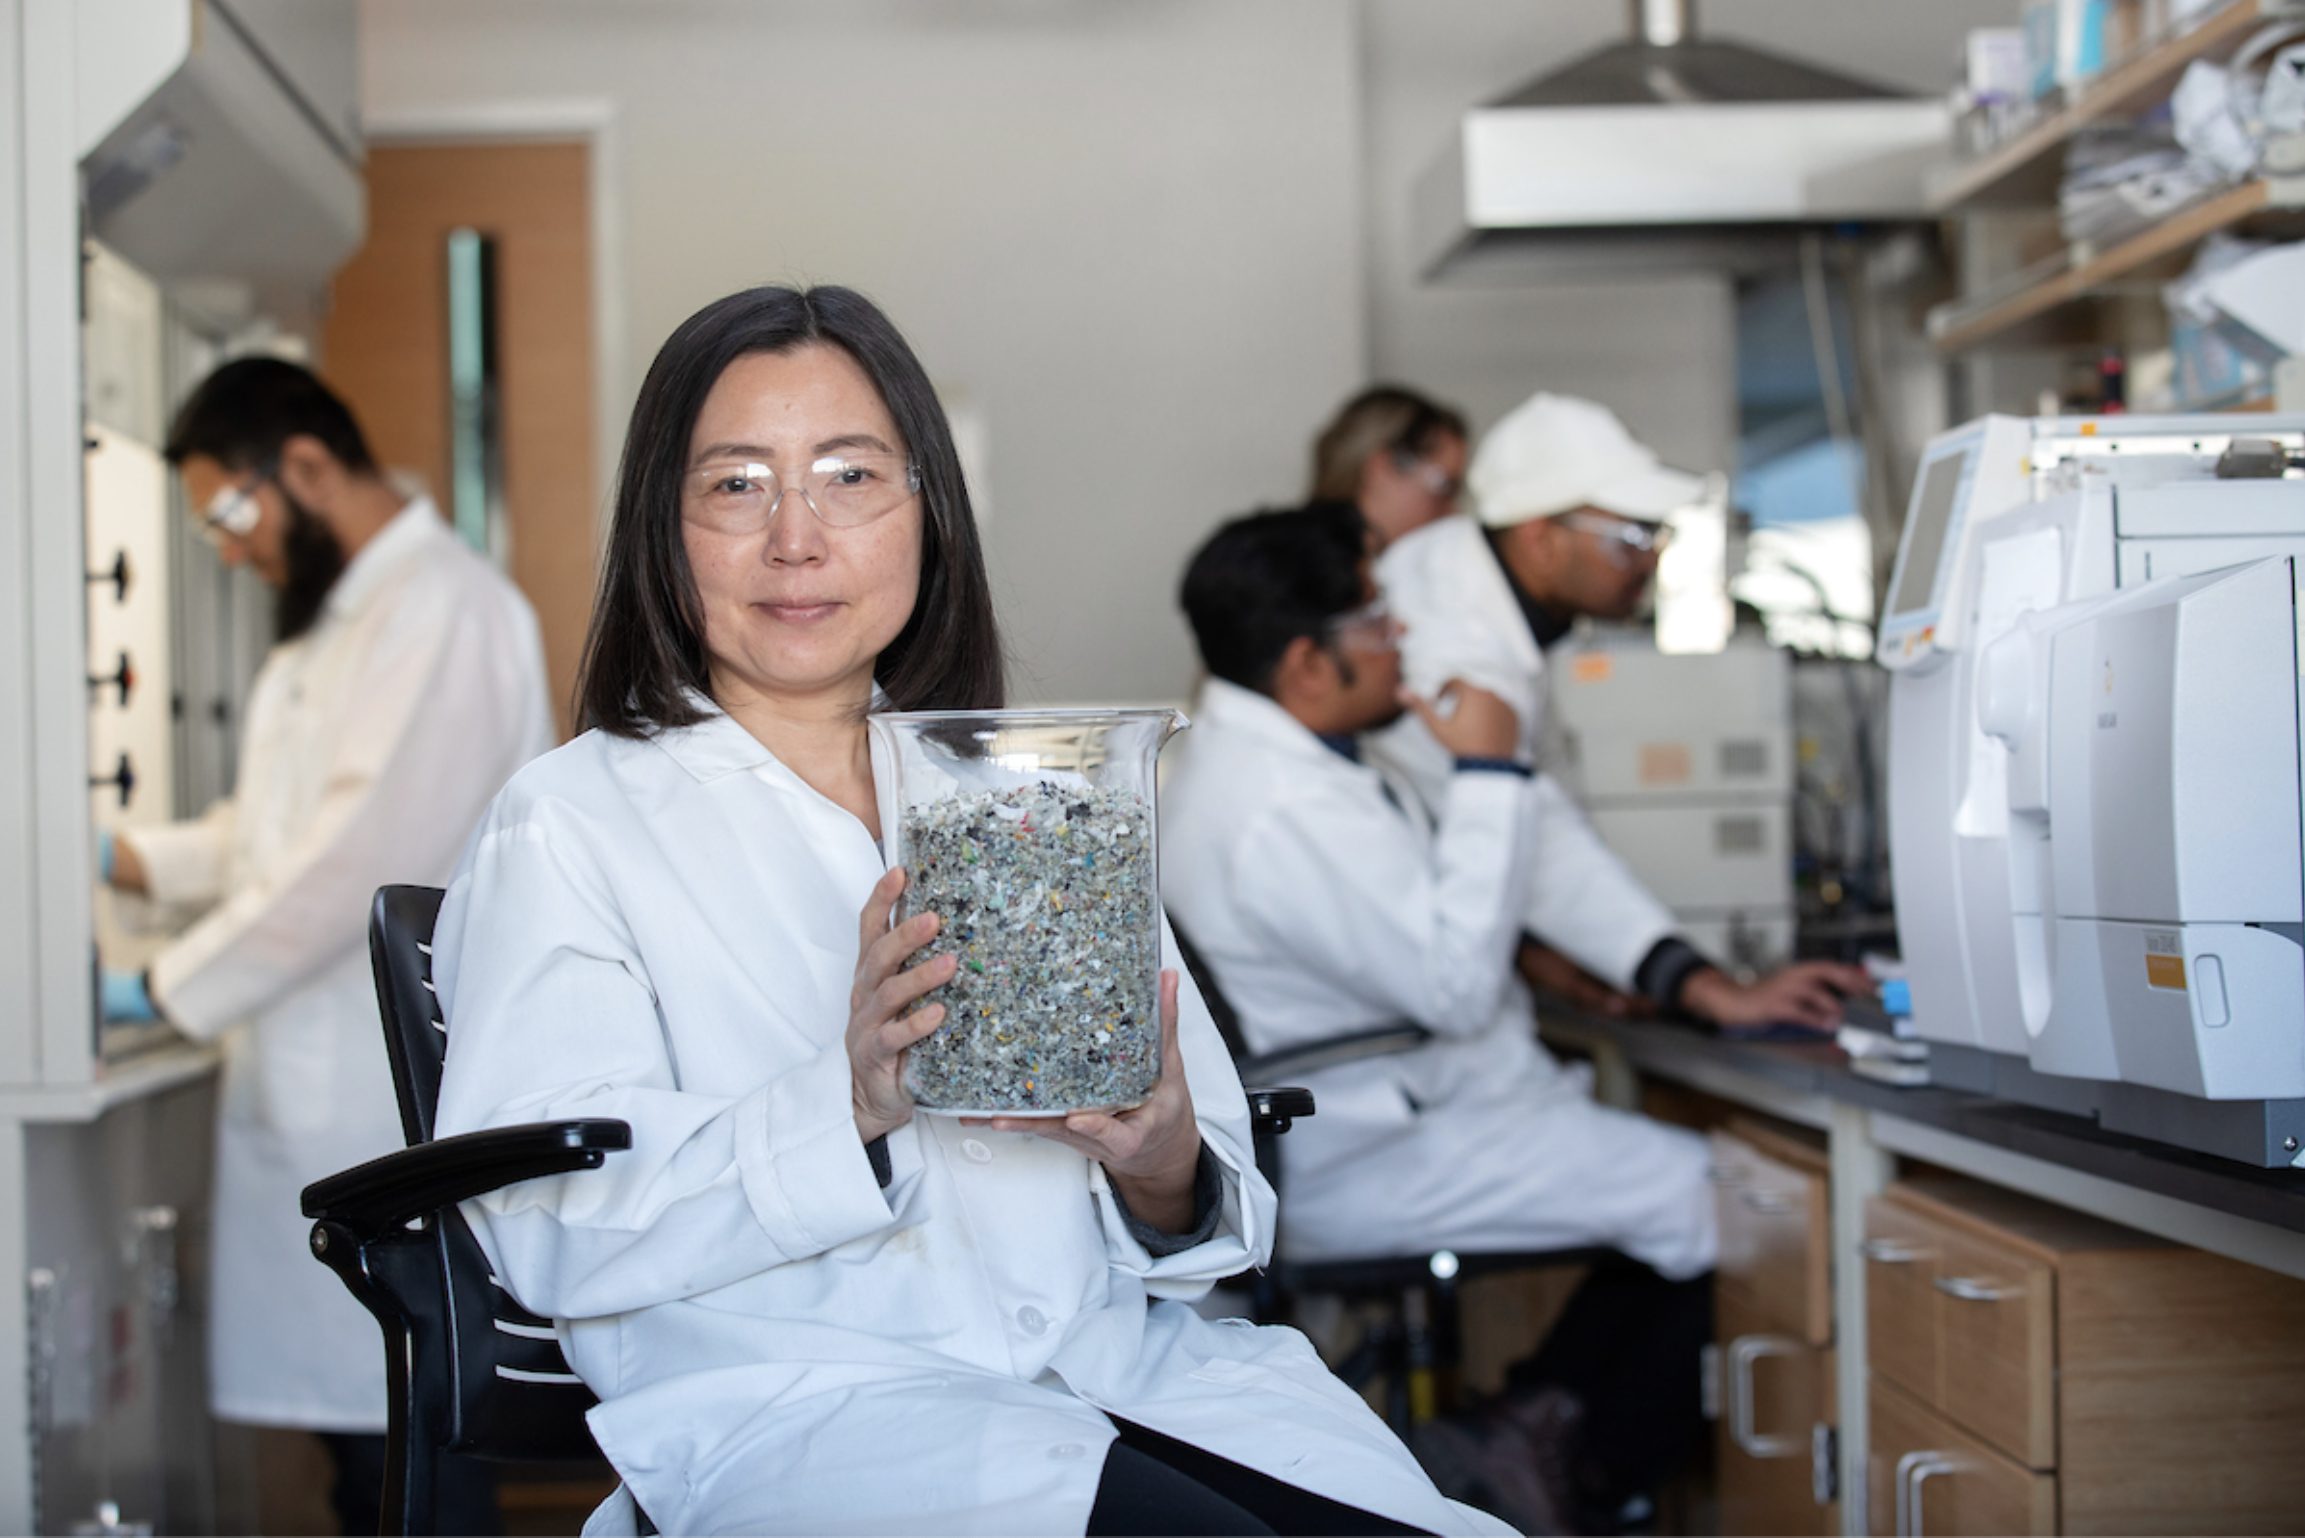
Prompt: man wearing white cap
<box><xmin>1375</xmin><ymin>391</ymin><xmax>1870</xmax><ymax>1029</ymax></box>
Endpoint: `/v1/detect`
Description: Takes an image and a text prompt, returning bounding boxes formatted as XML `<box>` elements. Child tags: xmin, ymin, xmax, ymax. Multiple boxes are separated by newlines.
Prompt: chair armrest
<box><xmin>300</xmin><ymin>1119</ymin><xmax>631</xmax><ymax>1237</ymax></box>
<box><xmin>1236</xmin><ymin>1023</ymin><xmax>1432</xmax><ymax>1083</ymax></box>
<box><xmin>1247</xmin><ymin>1086</ymin><xmax>1315</xmax><ymax>1136</ymax></box>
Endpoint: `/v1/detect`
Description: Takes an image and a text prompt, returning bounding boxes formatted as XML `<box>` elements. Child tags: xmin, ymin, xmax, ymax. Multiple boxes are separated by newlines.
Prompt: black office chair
<box><xmin>1170</xmin><ymin>921</ymin><xmax>1610</xmax><ymax>1433</ymax></box>
<box><xmin>306</xmin><ymin>884</ymin><xmax>1316</xmax><ymax>1536</ymax></box>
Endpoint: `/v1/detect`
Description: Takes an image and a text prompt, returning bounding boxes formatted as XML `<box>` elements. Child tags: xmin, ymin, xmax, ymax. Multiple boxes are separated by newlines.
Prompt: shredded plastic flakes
<box><xmin>899</xmin><ymin>781</ymin><xmax>1160</xmax><ymax>1113</ymax></box>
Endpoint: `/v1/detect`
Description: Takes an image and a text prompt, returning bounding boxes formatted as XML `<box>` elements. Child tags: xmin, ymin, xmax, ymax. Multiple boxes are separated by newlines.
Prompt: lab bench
<box><xmin>1536</xmin><ymin>1009</ymin><xmax>2305</xmax><ymax>1536</ymax></box>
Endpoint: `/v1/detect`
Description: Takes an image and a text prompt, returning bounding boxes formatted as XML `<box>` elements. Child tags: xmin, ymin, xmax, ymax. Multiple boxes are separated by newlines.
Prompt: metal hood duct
<box><xmin>1414</xmin><ymin>0</ymin><xmax>1949</xmax><ymax>278</ymax></box>
<box><xmin>80</xmin><ymin>0</ymin><xmax>363</xmax><ymax>314</ymax></box>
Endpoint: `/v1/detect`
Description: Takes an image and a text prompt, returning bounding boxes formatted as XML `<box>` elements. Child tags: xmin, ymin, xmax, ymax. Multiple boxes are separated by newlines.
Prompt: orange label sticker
<box><xmin>1571</xmin><ymin>654</ymin><xmax>1614</xmax><ymax>685</ymax></box>
<box><xmin>1639</xmin><ymin>743</ymin><xmax>1693</xmax><ymax>786</ymax></box>
<box><xmin>2145</xmin><ymin>953</ymin><xmax>2188</xmax><ymax>992</ymax></box>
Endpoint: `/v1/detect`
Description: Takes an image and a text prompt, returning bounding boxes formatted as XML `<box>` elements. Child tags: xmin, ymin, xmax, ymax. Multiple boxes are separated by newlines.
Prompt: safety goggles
<box><xmin>1389</xmin><ymin>447</ymin><xmax>1463</xmax><ymax>501</ymax></box>
<box><xmin>1555</xmin><ymin>510</ymin><xmax>1673</xmax><ymax>558</ymax></box>
<box><xmin>198</xmin><ymin>466</ymin><xmax>272</xmax><ymax>546</ymax></box>
<box><xmin>1322</xmin><ymin>596</ymin><xmax>1400</xmax><ymax>652</ymax></box>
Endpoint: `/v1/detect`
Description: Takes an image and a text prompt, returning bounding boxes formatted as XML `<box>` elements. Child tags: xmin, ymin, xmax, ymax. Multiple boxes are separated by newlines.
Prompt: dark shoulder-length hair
<box><xmin>575</xmin><ymin>284</ymin><xmax>1005</xmax><ymax>736</ymax></box>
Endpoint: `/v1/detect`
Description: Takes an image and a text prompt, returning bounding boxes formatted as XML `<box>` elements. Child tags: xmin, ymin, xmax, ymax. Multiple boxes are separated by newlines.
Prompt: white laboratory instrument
<box><xmin>1547</xmin><ymin>635</ymin><xmax>1796</xmax><ymax>970</ymax></box>
<box><xmin>1882</xmin><ymin>412</ymin><xmax>2305</xmax><ymax>1165</ymax></box>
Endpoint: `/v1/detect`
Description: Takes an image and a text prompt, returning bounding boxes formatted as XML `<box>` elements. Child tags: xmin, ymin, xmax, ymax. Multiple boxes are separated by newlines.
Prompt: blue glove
<box><xmin>97</xmin><ymin>828</ymin><xmax>115</xmax><ymax>885</ymax></box>
<box><xmin>101</xmin><ymin>969</ymin><xmax>155</xmax><ymax>1023</ymax></box>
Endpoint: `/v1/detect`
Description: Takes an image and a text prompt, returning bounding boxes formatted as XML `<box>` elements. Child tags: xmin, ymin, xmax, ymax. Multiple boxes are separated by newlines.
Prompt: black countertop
<box><xmin>1537</xmin><ymin>1009</ymin><xmax>2305</xmax><ymax>1238</ymax></box>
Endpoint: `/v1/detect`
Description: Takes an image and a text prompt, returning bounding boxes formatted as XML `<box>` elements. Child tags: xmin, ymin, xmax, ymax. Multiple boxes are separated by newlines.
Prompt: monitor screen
<box><xmin>1887</xmin><ymin>449</ymin><xmax>1970</xmax><ymax>620</ymax></box>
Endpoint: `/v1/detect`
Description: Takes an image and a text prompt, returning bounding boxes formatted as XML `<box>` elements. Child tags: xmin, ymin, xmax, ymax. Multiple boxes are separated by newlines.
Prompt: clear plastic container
<box><xmin>866</xmin><ymin>708</ymin><xmax>1187</xmax><ymax>1116</ymax></box>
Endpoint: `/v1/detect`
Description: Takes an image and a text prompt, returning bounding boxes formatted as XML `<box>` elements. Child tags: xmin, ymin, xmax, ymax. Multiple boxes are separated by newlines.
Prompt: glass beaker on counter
<box><xmin>866</xmin><ymin>708</ymin><xmax>1188</xmax><ymax>1116</ymax></box>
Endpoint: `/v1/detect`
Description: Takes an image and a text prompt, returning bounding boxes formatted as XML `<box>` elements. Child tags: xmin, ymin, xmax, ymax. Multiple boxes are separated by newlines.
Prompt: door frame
<box><xmin>357</xmin><ymin>98</ymin><xmax>626</xmax><ymax>543</ymax></box>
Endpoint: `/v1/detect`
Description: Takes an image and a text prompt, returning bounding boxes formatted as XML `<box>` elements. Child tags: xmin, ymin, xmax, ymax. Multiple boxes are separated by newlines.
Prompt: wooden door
<box><xmin>1867</xmin><ymin>1376</ymin><xmax>2055</xmax><ymax>1538</ymax></box>
<box><xmin>323</xmin><ymin>141</ymin><xmax>596</xmax><ymax>739</ymax></box>
<box><xmin>1715</xmin><ymin>1285</ymin><xmax>1836</xmax><ymax>1535</ymax></box>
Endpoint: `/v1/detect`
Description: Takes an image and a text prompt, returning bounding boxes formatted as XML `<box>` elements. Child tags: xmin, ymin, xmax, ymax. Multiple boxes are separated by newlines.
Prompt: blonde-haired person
<box><xmin>1308</xmin><ymin>385</ymin><xmax>1470</xmax><ymax>550</ymax></box>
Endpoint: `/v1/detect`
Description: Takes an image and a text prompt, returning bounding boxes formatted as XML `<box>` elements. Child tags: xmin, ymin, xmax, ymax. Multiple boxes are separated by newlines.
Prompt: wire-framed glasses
<box><xmin>683</xmin><ymin>452</ymin><xmax>922</xmax><ymax>534</ymax></box>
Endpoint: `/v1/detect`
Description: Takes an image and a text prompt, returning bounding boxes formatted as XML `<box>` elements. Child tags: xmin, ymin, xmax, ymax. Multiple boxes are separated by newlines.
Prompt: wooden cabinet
<box><xmin>1711</xmin><ymin>1122</ymin><xmax>1831</xmax><ymax>1345</ymax></box>
<box><xmin>1868</xmin><ymin>1376</ymin><xmax>2056</xmax><ymax>1538</ymax></box>
<box><xmin>1863</xmin><ymin>1176</ymin><xmax>2305</xmax><ymax>1534</ymax></box>
<box><xmin>1716</xmin><ymin>1285</ymin><xmax>1837</xmax><ymax>1535</ymax></box>
<box><xmin>1711</xmin><ymin>1119</ymin><xmax>1836</xmax><ymax>1535</ymax></box>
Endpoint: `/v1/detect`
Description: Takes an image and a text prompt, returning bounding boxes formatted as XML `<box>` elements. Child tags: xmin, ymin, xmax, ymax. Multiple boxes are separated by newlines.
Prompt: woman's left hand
<box><xmin>966</xmin><ymin>969</ymin><xmax>1204</xmax><ymax>1233</ymax></box>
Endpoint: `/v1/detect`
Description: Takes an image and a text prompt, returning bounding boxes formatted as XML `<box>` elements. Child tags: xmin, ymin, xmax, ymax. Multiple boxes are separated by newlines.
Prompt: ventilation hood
<box><xmin>1414</xmin><ymin>0</ymin><xmax>1949</xmax><ymax>278</ymax></box>
<box><xmin>79</xmin><ymin>0</ymin><xmax>363</xmax><ymax>313</ymax></box>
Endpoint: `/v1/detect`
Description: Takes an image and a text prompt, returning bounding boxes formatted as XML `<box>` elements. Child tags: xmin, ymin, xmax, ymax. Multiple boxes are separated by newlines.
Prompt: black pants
<box><xmin>318</xmin><ymin>1431</ymin><xmax>504</xmax><ymax>1538</ymax></box>
<box><xmin>1087</xmin><ymin>1417</ymin><xmax>1435</xmax><ymax>1537</ymax></box>
<box><xmin>1505</xmin><ymin>1258</ymin><xmax>1714</xmax><ymax>1507</ymax></box>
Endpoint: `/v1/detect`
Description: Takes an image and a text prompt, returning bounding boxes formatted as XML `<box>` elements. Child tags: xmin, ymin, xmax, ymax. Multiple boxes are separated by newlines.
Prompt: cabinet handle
<box><xmin>1860</xmin><ymin>1237</ymin><xmax>1931</xmax><ymax>1264</ymax></box>
<box><xmin>1933</xmin><ymin>1274</ymin><xmax>2021</xmax><ymax>1303</ymax></box>
<box><xmin>1728</xmin><ymin>1334</ymin><xmax>1804</xmax><ymax>1458</ymax></box>
<box><xmin>1738</xmin><ymin>1188</ymin><xmax>1799</xmax><ymax>1216</ymax></box>
<box><xmin>1707</xmin><ymin>1163</ymin><xmax>1752</xmax><ymax>1188</ymax></box>
<box><xmin>1896</xmin><ymin>1451</ymin><xmax>1970</xmax><ymax>1536</ymax></box>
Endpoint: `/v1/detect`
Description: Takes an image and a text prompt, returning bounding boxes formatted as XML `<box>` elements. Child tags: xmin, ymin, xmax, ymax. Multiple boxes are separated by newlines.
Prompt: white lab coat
<box><xmin>1160</xmin><ymin>679</ymin><xmax>1714</xmax><ymax>1280</ymax></box>
<box><xmin>430</xmin><ymin>706</ymin><xmax>1506</xmax><ymax>1537</ymax></box>
<box><xmin>1373</xmin><ymin>514</ymin><xmax>1678</xmax><ymax>991</ymax></box>
<box><xmin>130</xmin><ymin>499</ymin><xmax>552</xmax><ymax>1430</ymax></box>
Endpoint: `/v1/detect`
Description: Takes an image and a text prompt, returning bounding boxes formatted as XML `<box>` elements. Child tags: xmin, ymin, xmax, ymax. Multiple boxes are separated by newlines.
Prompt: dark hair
<box><xmin>1178</xmin><ymin>501</ymin><xmax>1366</xmax><ymax>696</ymax></box>
<box><xmin>163</xmin><ymin>356</ymin><xmax>379</xmax><ymax>475</ymax></box>
<box><xmin>1308</xmin><ymin>384</ymin><xmax>1469</xmax><ymax>501</ymax></box>
<box><xmin>576</xmin><ymin>285</ymin><xmax>1004</xmax><ymax>737</ymax></box>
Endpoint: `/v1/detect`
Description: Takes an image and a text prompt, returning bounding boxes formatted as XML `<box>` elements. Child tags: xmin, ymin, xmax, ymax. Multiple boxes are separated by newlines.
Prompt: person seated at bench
<box><xmin>430</xmin><ymin>285</ymin><xmax>1510</xmax><ymax>1538</ymax></box>
<box><xmin>1161</xmin><ymin>502</ymin><xmax>1726</xmax><ymax>1533</ymax></box>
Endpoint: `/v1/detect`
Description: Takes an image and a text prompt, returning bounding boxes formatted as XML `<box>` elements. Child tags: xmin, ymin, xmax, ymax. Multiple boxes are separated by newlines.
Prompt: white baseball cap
<box><xmin>1468</xmin><ymin>391</ymin><xmax>1708</xmax><ymax>528</ymax></box>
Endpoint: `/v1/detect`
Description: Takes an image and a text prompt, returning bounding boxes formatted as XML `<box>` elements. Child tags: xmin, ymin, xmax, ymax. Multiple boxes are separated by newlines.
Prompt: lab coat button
<box><xmin>961</xmin><ymin>1138</ymin><xmax>993</xmax><ymax>1164</ymax></box>
<box><xmin>1051</xmin><ymin>1442</ymin><xmax>1087</xmax><ymax>1461</ymax></box>
<box><xmin>1016</xmin><ymin>1304</ymin><xmax>1048</xmax><ymax>1336</ymax></box>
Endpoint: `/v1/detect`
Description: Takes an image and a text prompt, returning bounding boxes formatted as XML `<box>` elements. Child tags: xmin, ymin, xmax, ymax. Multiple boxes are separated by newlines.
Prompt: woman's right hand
<box><xmin>849</xmin><ymin>866</ymin><xmax>959</xmax><ymax>1144</ymax></box>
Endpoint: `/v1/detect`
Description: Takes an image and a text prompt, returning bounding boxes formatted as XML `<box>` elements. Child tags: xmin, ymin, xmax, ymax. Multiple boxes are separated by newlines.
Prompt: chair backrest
<box><xmin>1170</xmin><ymin>920</ymin><xmax>1253</xmax><ymax>1063</ymax></box>
<box><xmin>1169</xmin><ymin>920</ymin><xmax>1286</xmax><ymax>1193</ymax></box>
<box><xmin>367</xmin><ymin>885</ymin><xmax>605</xmax><ymax>1464</ymax></box>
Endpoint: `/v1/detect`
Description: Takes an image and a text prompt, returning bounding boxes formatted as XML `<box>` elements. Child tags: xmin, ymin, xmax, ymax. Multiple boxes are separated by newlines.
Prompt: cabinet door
<box><xmin>1862</xmin><ymin>1197</ymin><xmax>1942</xmax><ymax>1405</ymax></box>
<box><xmin>1712</xmin><ymin>1131</ymin><xmax>1830</xmax><ymax>1344</ymax></box>
<box><xmin>1931</xmin><ymin>1227</ymin><xmax>2056</xmax><ymax>1468</ymax></box>
<box><xmin>1716</xmin><ymin>1286</ymin><xmax>1836</xmax><ymax>1536</ymax></box>
<box><xmin>1868</xmin><ymin>1376</ymin><xmax>2056</xmax><ymax>1537</ymax></box>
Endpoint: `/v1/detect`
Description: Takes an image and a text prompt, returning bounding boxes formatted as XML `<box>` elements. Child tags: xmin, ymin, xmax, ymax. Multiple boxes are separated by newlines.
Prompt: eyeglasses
<box><xmin>197</xmin><ymin>465</ymin><xmax>272</xmax><ymax>547</ymax></box>
<box><xmin>1389</xmin><ymin>448</ymin><xmax>1462</xmax><ymax>502</ymax></box>
<box><xmin>683</xmin><ymin>453</ymin><xmax>922</xmax><ymax>534</ymax></box>
<box><xmin>1556</xmin><ymin>510</ymin><xmax>1673</xmax><ymax>558</ymax></box>
<box><xmin>1323</xmin><ymin>596</ymin><xmax>1400</xmax><ymax>652</ymax></box>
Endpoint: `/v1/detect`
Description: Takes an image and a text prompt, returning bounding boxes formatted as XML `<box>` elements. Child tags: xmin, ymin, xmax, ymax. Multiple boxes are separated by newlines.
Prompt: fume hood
<box><xmin>78</xmin><ymin>0</ymin><xmax>363</xmax><ymax>322</ymax></box>
<box><xmin>1413</xmin><ymin>0</ymin><xmax>1949</xmax><ymax>278</ymax></box>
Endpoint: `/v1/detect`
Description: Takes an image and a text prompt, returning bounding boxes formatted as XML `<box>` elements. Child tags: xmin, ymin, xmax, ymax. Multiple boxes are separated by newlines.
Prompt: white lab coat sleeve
<box><xmin>147</xmin><ymin>590</ymin><xmax>525</xmax><ymax>1038</ymax></box>
<box><xmin>122</xmin><ymin>799</ymin><xmax>237</xmax><ymax>908</ymax></box>
<box><xmin>1523</xmin><ymin>771</ymin><xmax>1681</xmax><ymax>993</ymax></box>
<box><xmin>1090</xmin><ymin>921</ymin><xmax>1275</xmax><ymax>1295</ymax></box>
<box><xmin>434</xmin><ymin>809</ymin><xmax>898</xmax><ymax>1320</ymax></box>
<box><xmin>1230</xmin><ymin>770</ymin><xmax>1536</xmax><ymax>1042</ymax></box>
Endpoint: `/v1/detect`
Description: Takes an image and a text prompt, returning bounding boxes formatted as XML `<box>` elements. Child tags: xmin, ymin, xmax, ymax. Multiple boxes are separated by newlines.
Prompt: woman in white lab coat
<box><xmin>431</xmin><ymin>285</ymin><xmax>1504</xmax><ymax>1537</ymax></box>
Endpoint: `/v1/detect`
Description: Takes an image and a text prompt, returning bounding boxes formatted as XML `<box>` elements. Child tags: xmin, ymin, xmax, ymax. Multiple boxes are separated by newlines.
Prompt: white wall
<box><xmin>362</xmin><ymin>0</ymin><xmax>2012</xmax><ymax>703</ymax></box>
<box><xmin>1358</xmin><ymin>0</ymin><xmax>2013</xmax><ymax>476</ymax></box>
<box><xmin>360</xmin><ymin>0</ymin><xmax>1366</xmax><ymax>705</ymax></box>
